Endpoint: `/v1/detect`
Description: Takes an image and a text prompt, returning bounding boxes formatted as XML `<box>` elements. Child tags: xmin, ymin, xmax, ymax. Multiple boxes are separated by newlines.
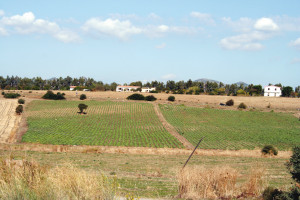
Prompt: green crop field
<box><xmin>159</xmin><ymin>104</ymin><xmax>300</xmax><ymax>150</ymax></box>
<box><xmin>23</xmin><ymin>100</ymin><xmax>183</xmax><ymax>148</ymax></box>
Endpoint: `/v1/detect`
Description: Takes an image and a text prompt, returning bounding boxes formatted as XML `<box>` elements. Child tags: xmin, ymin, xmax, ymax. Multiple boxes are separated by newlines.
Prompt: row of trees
<box><xmin>1</xmin><ymin>76</ymin><xmax>299</xmax><ymax>97</ymax></box>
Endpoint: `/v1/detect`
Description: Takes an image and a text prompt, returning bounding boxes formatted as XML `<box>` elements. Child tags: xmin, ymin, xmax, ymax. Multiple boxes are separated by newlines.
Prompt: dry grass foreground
<box><xmin>0</xmin><ymin>156</ymin><xmax>117</xmax><ymax>200</ymax></box>
<box><xmin>0</xmin><ymin>99</ymin><xmax>21</xmax><ymax>143</ymax></box>
<box><xmin>178</xmin><ymin>166</ymin><xmax>265</xmax><ymax>199</ymax></box>
<box><xmin>10</xmin><ymin>90</ymin><xmax>300</xmax><ymax>113</ymax></box>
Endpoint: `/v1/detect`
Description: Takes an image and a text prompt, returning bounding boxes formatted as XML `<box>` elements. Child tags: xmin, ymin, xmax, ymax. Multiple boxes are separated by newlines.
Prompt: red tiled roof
<box><xmin>117</xmin><ymin>85</ymin><xmax>141</xmax><ymax>88</ymax></box>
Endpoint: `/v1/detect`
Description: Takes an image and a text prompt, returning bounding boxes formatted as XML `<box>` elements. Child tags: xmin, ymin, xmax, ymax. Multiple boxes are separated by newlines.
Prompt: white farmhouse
<box><xmin>141</xmin><ymin>87</ymin><xmax>156</xmax><ymax>93</ymax></box>
<box><xmin>116</xmin><ymin>85</ymin><xmax>141</xmax><ymax>92</ymax></box>
<box><xmin>70</xmin><ymin>86</ymin><xmax>76</xmax><ymax>91</ymax></box>
<box><xmin>264</xmin><ymin>85</ymin><xmax>281</xmax><ymax>97</ymax></box>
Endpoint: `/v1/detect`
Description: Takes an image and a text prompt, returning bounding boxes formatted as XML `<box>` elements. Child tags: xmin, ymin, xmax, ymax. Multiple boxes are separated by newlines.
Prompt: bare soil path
<box><xmin>153</xmin><ymin>103</ymin><xmax>194</xmax><ymax>149</ymax></box>
<box><xmin>0</xmin><ymin>99</ymin><xmax>21</xmax><ymax>143</ymax></box>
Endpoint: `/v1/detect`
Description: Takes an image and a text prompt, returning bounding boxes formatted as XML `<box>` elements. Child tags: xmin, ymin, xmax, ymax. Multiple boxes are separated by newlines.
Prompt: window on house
<box><xmin>268</xmin><ymin>88</ymin><xmax>270</xmax><ymax>90</ymax></box>
<box><xmin>275</xmin><ymin>88</ymin><xmax>277</xmax><ymax>91</ymax></box>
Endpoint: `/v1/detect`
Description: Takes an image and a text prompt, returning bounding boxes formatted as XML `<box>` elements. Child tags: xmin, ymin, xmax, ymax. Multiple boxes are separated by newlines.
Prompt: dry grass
<box><xmin>178</xmin><ymin>166</ymin><xmax>266</xmax><ymax>199</ymax></box>
<box><xmin>0</xmin><ymin>156</ymin><xmax>117</xmax><ymax>200</ymax></box>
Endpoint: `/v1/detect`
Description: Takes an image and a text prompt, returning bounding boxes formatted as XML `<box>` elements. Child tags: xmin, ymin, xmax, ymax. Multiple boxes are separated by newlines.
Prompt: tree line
<box><xmin>1</xmin><ymin>75</ymin><xmax>299</xmax><ymax>97</ymax></box>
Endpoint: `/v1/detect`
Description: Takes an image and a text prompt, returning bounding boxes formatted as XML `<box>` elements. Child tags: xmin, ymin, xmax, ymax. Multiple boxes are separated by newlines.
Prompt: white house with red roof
<box><xmin>69</xmin><ymin>86</ymin><xmax>77</xmax><ymax>91</ymax></box>
<box><xmin>116</xmin><ymin>85</ymin><xmax>141</xmax><ymax>92</ymax></box>
<box><xmin>264</xmin><ymin>85</ymin><xmax>281</xmax><ymax>97</ymax></box>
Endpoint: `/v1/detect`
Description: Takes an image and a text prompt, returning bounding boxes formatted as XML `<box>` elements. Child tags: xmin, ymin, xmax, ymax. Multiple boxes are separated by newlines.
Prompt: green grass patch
<box><xmin>159</xmin><ymin>104</ymin><xmax>300</xmax><ymax>150</ymax></box>
<box><xmin>23</xmin><ymin>100</ymin><xmax>183</xmax><ymax>148</ymax></box>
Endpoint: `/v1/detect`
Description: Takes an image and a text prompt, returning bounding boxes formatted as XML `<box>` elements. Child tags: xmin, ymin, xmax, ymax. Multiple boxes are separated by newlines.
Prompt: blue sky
<box><xmin>1</xmin><ymin>0</ymin><xmax>300</xmax><ymax>87</ymax></box>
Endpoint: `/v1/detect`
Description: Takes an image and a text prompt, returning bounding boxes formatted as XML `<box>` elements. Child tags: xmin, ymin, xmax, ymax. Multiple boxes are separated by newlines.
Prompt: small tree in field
<box><xmin>16</xmin><ymin>105</ymin><xmax>23</xmax><ymax>115</ymax></box>
<box><xmin>168</xmin><ymin>96</ymin><xmax>175</xmax><ymax>102</ymax></box>
<box><xmin>78</xmin><ymin>104</ymin><xmax>88</xmax><ymax>114</ymax></box>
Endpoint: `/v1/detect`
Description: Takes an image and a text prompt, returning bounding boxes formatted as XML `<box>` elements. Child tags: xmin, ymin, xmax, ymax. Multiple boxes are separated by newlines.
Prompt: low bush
<box><xmin>4</xmin><ymin>93</ymin><xmax>21</xmax><ymax>98</ymax></box>
<box><xmin>238</xmin><ymin>102</ymin><xmax>247</xmax><ymax>109</ymax></box>
<box><xmin>42</xmin><ymin>91</ymin><xmax>66</xmax><ymax>100</ymax></box>
<box><xmin>261</xmin><ymin>145</ymin><xmax>278</xmax><ymax>156</ymax></box>
<box><xmin>80</xmin><ymin>94</ymin><xmax>87</xmax><ymax>100</ymax></box>
<box><xmin>168</xmin><ymin>96</ymin><xmax>175</xmax><ymax>102</ymax></box>
<box><xmin>18</xmin><ymin>99</ymin><xmax>25</xmax><ymax>104</ymax></box>
<box><xmin>126</xmin><ymin>93</ymin><xmax>145</xmax><ymax>100</ymax></box>
<box><xmin>145</xmin><ymin>95</ymin><xmax>157</xmax><ymax>101</ymax></box>
<box><xmin>1</xmin><ymin>91</ymin><xmax>4</xmax><ymax>95</ymax></box>
<box><xmin>16</xmin><ymin>105</ymin><xmax>23</xmax><ymax>114</ymax></box>
<box><xmin>226</xmin><ymin>99</ymin><xmax>234</xmax><ymax>106</ymax></box>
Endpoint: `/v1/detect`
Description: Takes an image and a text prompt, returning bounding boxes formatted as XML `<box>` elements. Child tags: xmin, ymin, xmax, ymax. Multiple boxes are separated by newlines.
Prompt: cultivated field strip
<box><xmin>0</xmin><ymin>100</ymin><xmax>19</xmax><ymax>143</ymax></box>
<box><xmin>159</xmin><ymin>104</ymin><xmax>300</xmax><ymax>150</ymax></box>
<box><xmin>23</xmin><ymin>101</ymin><xmax>184</xmax><ymax>148</ymax></box>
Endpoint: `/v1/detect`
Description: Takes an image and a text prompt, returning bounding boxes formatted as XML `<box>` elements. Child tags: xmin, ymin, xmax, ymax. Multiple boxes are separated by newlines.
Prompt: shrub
<box><xmin>1</xmin><ymin>91</ymin><xmax>4</xmax><ymax>95</ymax></box>
<box><xmin>18</xmin><ymin>99</ymin><xmax>25</xmax><ymax>104</ymax></box>
<box><xmin>78</xmin><ymin>103</ymin><xmax>88</xmax><ymax>113</ymax></box>
<box><xmin>261</xmin><ymin>145</ymin><xmax>278</xmax><ymax>156</ymax></box>
<box><xmin>145</xmin><ymin>95</ymin><xmax>157</xmax><ymax>101</ymax></box>
<box><xmin>42</xmin><ymin>91</ymin><xmax>66</xmax><ymax>100</ymax></box>
<box><xmin>16</xmin><ymin>105</ymin><xmax>23</xmax><ymax>114</ymax></box>
<box><xmin>149</xmin><ymin>90</ymin><xmax>158</xmax><ymax>93</ymax></box>
<box><xmin>168</xmin><ymin>96</ymin><xmax>175</xmax><ymax>102</ymax></box>
<box><xmin>226</xmin><ymin>99</ymin><xmax>234</xmax><ymax>106</ymax></box>
<box><xmin>195</xmin><ymin>89</ymin><xmax>200</xmax><ymax>95</ymax></box>
<box><xmin>262</xmin><ymin>187</ymin><xmax>283</xmax><ymax>200</ymax></box>
<box><xmin>80</xmin><ymin>94</ymin><xmax>87</xmax><ymax>100</ymax></box>
<box><xmin>287</xmin><ymin>146</ymin><xmax>300</xmax><ymax>183</ymax></box>
<box><xmin>126</xmin><ymin>93</ymin><xmax>145</xmax><ymax>100</ymax></box>
<box><xmin>238</xmin><ymin>102</ymin><xmax>247</xmax><ymax>109</ymax></box>
<box><xmin>4</xmin><ymin>93</ymin><xmax>21</xmax><ymax>98</ymax></box>
<box><xmin>186</xmin><ymin>90</ymin><xmax>193</xmax><ymax>95</ymax></box>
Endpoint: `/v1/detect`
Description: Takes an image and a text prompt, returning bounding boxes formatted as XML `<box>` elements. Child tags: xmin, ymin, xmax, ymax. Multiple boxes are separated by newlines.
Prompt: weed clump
<box><xmin>226</xmin><ymin>99</ymin><xmax>234</xmax><ymax>106</ymax></box>
<box><xmin>238</xmin><ymin>102</ymin><xmax>247</xmax><ymax>109</ymax></box>
<box><xmin>261</xmin><ymin>145</ymin><xmax>278</xmax><ymax>156</ymax></box>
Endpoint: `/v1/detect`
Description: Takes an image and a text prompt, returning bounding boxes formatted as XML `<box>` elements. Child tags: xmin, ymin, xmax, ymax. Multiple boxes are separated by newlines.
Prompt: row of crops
<box><xmin>23</xmin><ymin>101</ymin><xmax>183</xmax><ymax>148</ymax></box>
<box><xmin>159</xmin><ymin>104</ymin><xmax>300</xmax><ymax>150</ymax></box>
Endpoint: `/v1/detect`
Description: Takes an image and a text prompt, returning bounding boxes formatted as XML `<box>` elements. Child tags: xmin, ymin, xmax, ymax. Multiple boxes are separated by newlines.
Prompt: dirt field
<box><xmin>0</xmin><ymin>99</ymin><xmax>20</xmax><ymax>143</ymax></box>
<box><xmin>7</xmin><ymin>90</ymin><xmax>300</xmax><ymax>114</ymax></box>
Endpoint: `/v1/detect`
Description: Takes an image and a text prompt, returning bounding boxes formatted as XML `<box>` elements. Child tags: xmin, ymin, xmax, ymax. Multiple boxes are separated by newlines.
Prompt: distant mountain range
<box><xmin>194</xmin><ymin>78</ymin><xmax>249</xmax><ymax>86</ymax></box>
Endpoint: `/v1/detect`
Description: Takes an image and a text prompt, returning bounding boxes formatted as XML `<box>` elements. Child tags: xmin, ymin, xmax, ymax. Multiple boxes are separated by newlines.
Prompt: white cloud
<box><xmin>291</xmin><ymin>58</ymin><xmax>300</xmax><ymax>64</ymax></box>
<box><xmin>273</xmin><ymin>15</ymin><xmax>300</xmax><ymax>32</ymax></box>
<box><xmin>155</xmin><ymin>43</ymin><xmax>166</xmax><ymax>49</ymax></box>
<box><xmin>220</xmin><ymin>31</ymin><xmax>270</xmax><ymax>51</ymax></box>
<box><xmin>54</xmin><ymin>30</ymin><xmax>80</xmax><ymax>43</ymax></box>
<box><xmin>0</xmin><ymin>10</ymin><xmax>4</xmax><ymax>16</ymax></box>
<box><xmin>254</xmin><ymin>18</ymin><xmax>279</xmax><ymax>31</ymax></box>
<box><xmin>190</xmin><ymin>12</ymin><xmax>215</xmax><ymax>25</ymax></box>
<box><xmin>148</xmin><ymin>13</ymin><xmax>161</xmax><ymax>20</ymax></box>
<box><xmin>222</xmin><ymin>17</ymin><xmax>254</xmax><ymax>32</ymax></box>
<box><xmin>290</xmin><ymin>37</ymin><xmax>300</xmax><ymax>49</ymax></box>
<box><xmin>0</xmin><ymin>11</ymin><xmax>79</xmax><ymax>42</ymax></box>
<box><xmin>82</xmin><ymin>18</ymin><xmax>142</xmax><ymax>40</ymax></box>
<box><xmin>0</xmin><ymin>27</ymin><xmax>8</xmax><ymax>35</ymax></box>
<box><xmin>162</xmin><ymin>74</ymin><xmax>176</xmax><ymax>80</ymax></box>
